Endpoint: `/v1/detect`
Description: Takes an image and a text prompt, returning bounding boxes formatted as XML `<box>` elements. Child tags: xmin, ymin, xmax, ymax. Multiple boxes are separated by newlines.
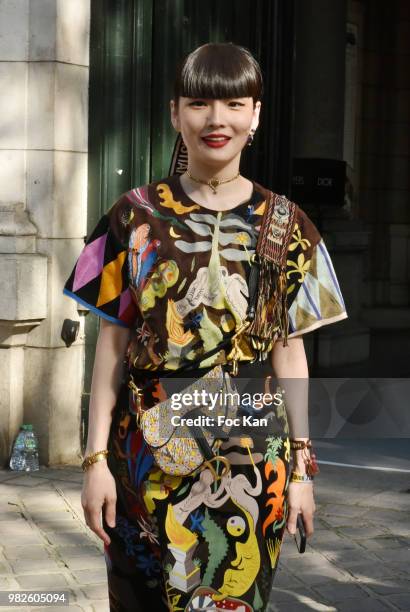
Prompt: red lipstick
<box><xmin>201</xmin><ymin>133</ymin><xmax>231</xmax><ymax>148</ymax></box>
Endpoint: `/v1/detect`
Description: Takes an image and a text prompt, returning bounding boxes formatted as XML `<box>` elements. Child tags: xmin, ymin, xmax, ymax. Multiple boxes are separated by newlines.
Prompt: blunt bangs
<box><xmin>174</xmin><ymin>43</ymin><xmax>263</xmax><ymax>105</ymax></box>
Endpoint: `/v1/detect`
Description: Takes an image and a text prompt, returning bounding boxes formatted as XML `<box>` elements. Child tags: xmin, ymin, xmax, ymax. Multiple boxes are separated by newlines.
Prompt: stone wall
<box><xmin>0</xmin><ymin>0</ymin><xmax>90</xmax><ymax>466</ymax></box>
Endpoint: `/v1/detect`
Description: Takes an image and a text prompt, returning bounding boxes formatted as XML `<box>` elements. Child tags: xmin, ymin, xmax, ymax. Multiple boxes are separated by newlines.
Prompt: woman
<box><xmin>64</xmin><ymin>43</ymin><xmax>347</xmax><ymax>611</ymax></box>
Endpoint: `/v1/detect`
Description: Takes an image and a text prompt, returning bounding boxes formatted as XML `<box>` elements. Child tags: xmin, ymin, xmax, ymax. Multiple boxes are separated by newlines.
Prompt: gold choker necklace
<box><xmin>186</xmin><ymin>169</ymin><xmax>241</xmax><ymax>194</ymax></box>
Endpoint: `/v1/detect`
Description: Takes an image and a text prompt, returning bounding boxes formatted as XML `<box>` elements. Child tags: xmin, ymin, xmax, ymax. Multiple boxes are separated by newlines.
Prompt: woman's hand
<box><xmin>81</xmin><ymin>461</ymin><xmax>117</xmax><ymax>546</ymax></box>
<box><xmin>286</xmin><ymin>481</ymin><xmax>316</xmax><ymax>537</ymax></box>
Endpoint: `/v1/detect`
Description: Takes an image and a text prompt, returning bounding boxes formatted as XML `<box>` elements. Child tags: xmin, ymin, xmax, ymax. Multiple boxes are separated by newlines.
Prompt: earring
<box><xmin>247</xmin><ymin>129</ymin><xmax>255</xmax><ymax>146</ymax></box>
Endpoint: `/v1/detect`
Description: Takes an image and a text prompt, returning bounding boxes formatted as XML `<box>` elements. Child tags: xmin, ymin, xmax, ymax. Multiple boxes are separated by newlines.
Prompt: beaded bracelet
<box><xmin>289</xmin><ymin>438</ymin><xmax>320</xmax><ymax>478</ymax></box>
<box><xmin>289</xmin><ymin>439</ymin><xmax>312</xmax><ymax>450</ymax></box>
<box><xmin>81</xmin><ymin>449</ymin><xmax>109</xmax><ymax>472</ymax></box>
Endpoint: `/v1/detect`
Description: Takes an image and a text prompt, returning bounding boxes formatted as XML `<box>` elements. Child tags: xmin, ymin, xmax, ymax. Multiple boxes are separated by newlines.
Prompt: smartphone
<box><xmin>294</xmin><ymin>513</ymin><xmax>306</xmax><ymax>553</ymax></box>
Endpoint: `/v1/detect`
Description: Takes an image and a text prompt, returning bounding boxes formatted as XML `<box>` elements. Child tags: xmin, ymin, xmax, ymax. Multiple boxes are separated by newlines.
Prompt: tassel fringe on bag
<box><xmin>245</xmin><ymin>191</ymin><xmax>297</xmax><ymax>358</ymax></box>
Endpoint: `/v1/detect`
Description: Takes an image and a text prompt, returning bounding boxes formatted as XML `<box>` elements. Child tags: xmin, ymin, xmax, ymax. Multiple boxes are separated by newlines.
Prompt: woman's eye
<box><xmin>188</xmin><ymin>100</ymin><xmax>245</xmax><ymax>108</ymax></box>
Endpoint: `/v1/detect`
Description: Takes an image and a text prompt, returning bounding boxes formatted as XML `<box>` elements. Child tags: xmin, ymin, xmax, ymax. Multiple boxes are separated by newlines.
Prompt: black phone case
<box><xmin>295</xmin><ymin>513</ymin><xmax>307</xmax><ymax>553</ymax></box>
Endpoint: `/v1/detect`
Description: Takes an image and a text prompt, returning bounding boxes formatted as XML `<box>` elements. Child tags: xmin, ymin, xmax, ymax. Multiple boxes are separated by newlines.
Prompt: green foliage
<box><xmin>201</xmin><ymin>508</ymin><xmax>229</xmax><ymax>585</ymax></box>
<box><xmin>264</xmin><ymin>436</ymin><xmax>283</xmax><ymax>464</ymax></box>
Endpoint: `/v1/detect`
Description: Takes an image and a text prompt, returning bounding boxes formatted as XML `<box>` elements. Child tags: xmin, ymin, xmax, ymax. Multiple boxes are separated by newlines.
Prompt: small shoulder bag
<box><xmin>128</xmin><ymin>316</ymin><xmax>252</xmax><ymax>481</ymax></box>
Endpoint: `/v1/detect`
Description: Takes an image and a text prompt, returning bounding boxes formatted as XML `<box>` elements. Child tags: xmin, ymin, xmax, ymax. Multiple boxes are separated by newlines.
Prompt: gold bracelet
<box><xmin>81</xmin><ymin>450</ymin><xmax>109</xmax><ymax>472</ymax></box>
<box><xmin>290</xmin><ymin>470</ymin><xmax>314</xmax><ymax>483</ymax></box>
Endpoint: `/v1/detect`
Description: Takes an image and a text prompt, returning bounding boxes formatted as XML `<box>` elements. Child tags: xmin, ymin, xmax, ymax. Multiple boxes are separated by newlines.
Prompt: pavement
<box><xmin>0</xmin><ymin>449</ymin><xmax>409</xmax><ymax>612</ymax></box>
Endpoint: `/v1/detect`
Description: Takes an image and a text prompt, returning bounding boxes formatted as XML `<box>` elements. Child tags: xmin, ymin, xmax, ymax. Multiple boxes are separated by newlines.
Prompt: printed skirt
<box><xmin>103</xmin><ymin>375</ymin><xmax>291</xmax><ymax>612</ymax></box>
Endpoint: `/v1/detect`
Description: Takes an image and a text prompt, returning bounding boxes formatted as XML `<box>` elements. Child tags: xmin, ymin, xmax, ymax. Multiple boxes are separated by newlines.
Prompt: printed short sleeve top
<box><xmin>63</xmin><ymin>174</ymin><xmax>348</xmax><ymax>370</ymax></box>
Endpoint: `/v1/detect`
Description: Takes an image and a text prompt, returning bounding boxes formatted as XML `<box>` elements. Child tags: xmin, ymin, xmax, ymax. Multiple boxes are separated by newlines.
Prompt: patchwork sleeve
<box><xmin>63</xmin><ymin>193</ymin><xmax>140</xmax><ymax>328</ymax></box>
<box><xmin>285</xmin><ymin>207</ymin><xmax>348</xmax><ymax>337</ymax></box>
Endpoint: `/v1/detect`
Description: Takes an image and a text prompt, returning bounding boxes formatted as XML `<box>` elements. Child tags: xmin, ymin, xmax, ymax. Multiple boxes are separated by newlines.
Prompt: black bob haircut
<box><xmin>173</xmin><ymin>42</ymin><xmax>263</xmax><ymax>107</ymax></box>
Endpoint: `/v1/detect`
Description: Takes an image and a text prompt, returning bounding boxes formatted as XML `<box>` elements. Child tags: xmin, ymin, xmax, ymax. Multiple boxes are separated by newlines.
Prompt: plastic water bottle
<box><xmin>9</xmin><ymin>424</ymin><xmax>40</xmax><ymax>472</ymax></box>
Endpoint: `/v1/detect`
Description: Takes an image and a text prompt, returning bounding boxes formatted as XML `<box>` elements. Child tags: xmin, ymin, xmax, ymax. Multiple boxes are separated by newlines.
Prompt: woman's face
<box><xmin>170</xmin><ymin>96</ymin><xmax>261</xmax><ymax>167</ymax></box>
